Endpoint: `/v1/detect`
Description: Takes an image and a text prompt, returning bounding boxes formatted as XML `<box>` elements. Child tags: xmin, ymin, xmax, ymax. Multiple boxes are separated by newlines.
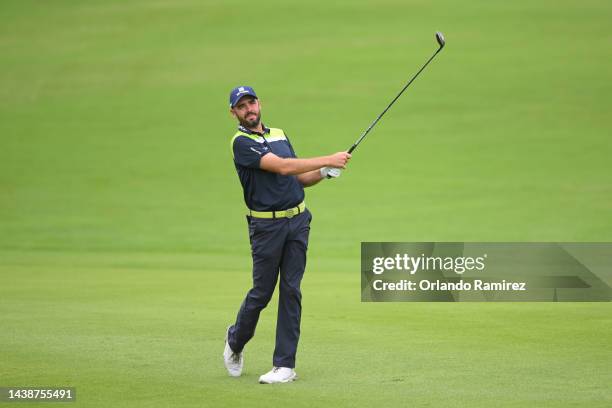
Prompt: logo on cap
<box><xmin>229</xmin><ymin>86</ymin><xmax>257</xmax><ymax>107</ymax></box>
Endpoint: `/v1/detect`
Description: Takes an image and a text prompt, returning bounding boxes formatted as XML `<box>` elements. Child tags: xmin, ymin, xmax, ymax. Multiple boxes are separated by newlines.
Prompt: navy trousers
<box><xmin>228</xmin><ymin>208</ymin><xmax>311</xmax><ymax>368</ymax></box>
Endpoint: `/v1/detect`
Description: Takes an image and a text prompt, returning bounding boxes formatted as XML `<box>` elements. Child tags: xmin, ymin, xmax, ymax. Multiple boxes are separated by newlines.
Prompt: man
<box><xmin>223</xmin><ymin>85</ymin><xmax>351</xmax><ymax>384</ymax></box>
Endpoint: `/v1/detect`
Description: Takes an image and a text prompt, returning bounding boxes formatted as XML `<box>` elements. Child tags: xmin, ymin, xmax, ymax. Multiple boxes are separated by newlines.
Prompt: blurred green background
<box><xmin>1</xmin><ymin>1</ymin><xmax>610</xmax><ymax>407</ymax></box>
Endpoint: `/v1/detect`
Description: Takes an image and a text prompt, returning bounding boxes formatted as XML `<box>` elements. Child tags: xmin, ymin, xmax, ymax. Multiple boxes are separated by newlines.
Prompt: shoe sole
<box><xmin>258</xmin><ymin>373</ymin><xmax>297</xmax><ymax>384</ymax></box>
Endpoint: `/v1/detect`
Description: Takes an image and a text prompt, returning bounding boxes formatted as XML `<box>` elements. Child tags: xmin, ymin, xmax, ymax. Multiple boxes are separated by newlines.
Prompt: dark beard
<box><xmin>240</xmin><ymin>112</ymin><xmax>261</xmax><ymax>129</ymax></box>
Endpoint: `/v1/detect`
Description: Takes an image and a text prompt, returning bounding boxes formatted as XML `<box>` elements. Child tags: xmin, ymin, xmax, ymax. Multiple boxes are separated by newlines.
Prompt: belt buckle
<box><xmin>285</xmin><ymin>207</ymin><xmax>296</xmax><ymax>219</ymax></box>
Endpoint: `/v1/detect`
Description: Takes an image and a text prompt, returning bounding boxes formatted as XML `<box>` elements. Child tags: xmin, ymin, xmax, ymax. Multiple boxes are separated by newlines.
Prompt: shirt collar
<box><xmin>238</xmin><ymin>124</ymin><xmax>270</xmax><ymax>136</ymax></box>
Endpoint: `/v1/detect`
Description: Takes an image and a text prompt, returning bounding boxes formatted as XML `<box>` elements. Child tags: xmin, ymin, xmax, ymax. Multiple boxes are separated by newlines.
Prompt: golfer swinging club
<box><xmin>223</xmin><ymin>86</ymin><xmax>351</xmax><ymax>383</ymax></box>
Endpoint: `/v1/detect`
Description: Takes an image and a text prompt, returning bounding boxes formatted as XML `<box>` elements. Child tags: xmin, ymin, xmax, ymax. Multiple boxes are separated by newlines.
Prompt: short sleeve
<box><xmin>232</xmin><ymin>136</ymin><xmax>271</xmax><ymax>168</ymax></box>
<box><xmin>284</xmin><ymin>132</ymin><xmax>298</xmax><ymax>158</ymax></box>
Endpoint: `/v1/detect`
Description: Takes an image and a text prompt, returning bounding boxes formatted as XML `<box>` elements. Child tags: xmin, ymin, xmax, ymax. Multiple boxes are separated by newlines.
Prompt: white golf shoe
<box><xmin>223</xmin><ymin>326</ymin><xmax>243</xmax><ymax>377</ymax></box>
<box><xmin>258</xmin><ymin>367</ymin><xmax>297</xmax><ymax>384</ymax></box>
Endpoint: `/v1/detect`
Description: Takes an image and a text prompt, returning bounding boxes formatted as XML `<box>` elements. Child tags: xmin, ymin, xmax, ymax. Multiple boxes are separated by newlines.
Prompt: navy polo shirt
<box><xmin>231</xmin><ymin>125</ymin><xmax>305</xmax><ymax>211</ymax></box>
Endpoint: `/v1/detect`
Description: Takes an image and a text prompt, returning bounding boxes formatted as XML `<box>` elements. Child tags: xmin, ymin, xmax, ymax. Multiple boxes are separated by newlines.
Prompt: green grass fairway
<box><xmin>2</xmin><ymin>251</ymin><xmax>611</xmax><ymax>407</ymax></box>
<box><xmin>1</xmin><ymin>0</ymin><xmax>611</xmax><ymax>407</ymax></box>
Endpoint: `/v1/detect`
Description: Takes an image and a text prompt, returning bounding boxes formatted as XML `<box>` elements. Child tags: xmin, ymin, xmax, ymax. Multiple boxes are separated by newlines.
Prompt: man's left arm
<box><xmin>297</xmin><ymin>170</ymin><xmax>324</xmax><ymax>187</ymax></box>
<box><xmin>297</xmin><ymin>167</ymin><xmax>341</xmax><ymax>187</ymax></box>
<box><xmin>285</xmin><ymin>133</ymin><xmax>341</xmax><ymax>187</ymax></box>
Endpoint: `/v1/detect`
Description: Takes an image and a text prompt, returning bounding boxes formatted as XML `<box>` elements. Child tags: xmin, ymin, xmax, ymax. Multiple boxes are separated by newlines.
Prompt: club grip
<box><xmin>347</xmin><ymin>145</ymin><xmax>356</xmax><ymax>154</ymax></box>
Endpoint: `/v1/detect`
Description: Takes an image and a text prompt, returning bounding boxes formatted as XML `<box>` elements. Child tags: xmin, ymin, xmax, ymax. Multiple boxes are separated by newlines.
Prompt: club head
<box><xmin>435</xmin><ymin>31</ymin><xmax>445</xmax><ymax>49</ymax></box>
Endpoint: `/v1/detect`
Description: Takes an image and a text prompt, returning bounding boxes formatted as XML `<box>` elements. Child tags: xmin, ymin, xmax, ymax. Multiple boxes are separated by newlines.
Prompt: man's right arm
<box><xmin>260</xmin><ymin>152</ymin><xmax>351</xmax><ymax>176</ymax></box>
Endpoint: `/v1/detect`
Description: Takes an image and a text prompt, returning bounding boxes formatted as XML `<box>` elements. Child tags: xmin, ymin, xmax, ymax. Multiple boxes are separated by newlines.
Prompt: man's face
<box><xmin>231</xmin><ymin>96</ymin><xmax>261</xmax><ymax>128</ymax></box>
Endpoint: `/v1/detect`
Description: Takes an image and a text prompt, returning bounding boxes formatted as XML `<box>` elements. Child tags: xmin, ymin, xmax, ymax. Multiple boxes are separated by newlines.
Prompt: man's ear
<box><xmin>229</xmin><ymin>108</ymin><xmax>237</xmax><ymax>119</ymax></box>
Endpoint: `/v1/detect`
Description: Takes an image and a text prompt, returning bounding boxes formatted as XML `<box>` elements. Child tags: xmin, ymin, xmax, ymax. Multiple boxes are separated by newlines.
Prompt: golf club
<box><xmin>347</xmin><ymin>32</ymin><xmax>446</xmax><ymax>154</ymax></box>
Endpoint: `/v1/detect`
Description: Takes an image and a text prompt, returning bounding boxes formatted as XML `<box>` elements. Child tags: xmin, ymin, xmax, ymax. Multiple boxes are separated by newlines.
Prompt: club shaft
<box><xmin>348</xmin><ymin>47</ymin><xmax>442</xmax><ymax>154</ymax></box>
